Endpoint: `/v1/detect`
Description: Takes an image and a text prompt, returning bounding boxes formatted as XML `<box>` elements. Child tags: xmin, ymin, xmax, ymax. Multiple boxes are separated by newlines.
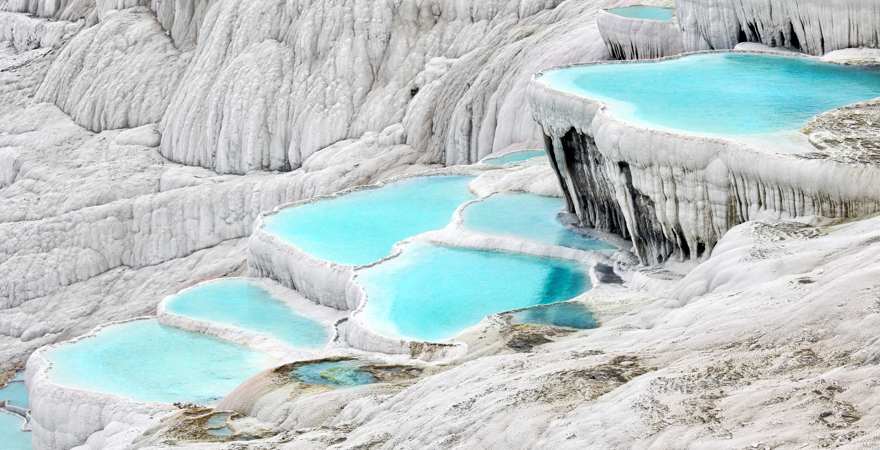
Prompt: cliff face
<box><xmin>677</xmin><ymin>0</ymin><xmax>880</xmax><ymax>56</ymax></box>
<box><xmin>4</xmin><ymin>0</ymin><xmax>619</xmax><ymax>174</ymax></box>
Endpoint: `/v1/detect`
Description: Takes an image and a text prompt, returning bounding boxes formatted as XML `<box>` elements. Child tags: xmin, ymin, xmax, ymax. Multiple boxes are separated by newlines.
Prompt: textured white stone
<box><xmin>596</xmin><ymin>8</ymin><xmax>689</xmax><ymax>60</ymax></box>
<box><xmin>36</xmin><ymin>8</ymin><xmax>189</xmax><ymax>132</ymax></box>
<box><xmin>677</xmin><ymin>0</ymin><xmax>880</xmax><ymax>55</ymax></box>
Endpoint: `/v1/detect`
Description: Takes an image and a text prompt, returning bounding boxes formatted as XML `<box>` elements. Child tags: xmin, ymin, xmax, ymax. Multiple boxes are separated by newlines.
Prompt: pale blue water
<box><xmin>509</xmin><ymin>302</ymin><xmax>598</xmax><ymax>329</ymax></box>
<box><xmin>0</xmin><ymin>373</ymin><xmax>27</xmax><ymax>408</ymax></box>
<box><xmin>165</xmin><ymin>279</ymin><xmax>328</xmax><ymax>348</ymax></box>
<box><xmin>607</xmin><ymin>6</ymin><xmax>674</xmax><ymax>21</ymax></box>
<box><xmin>48</xmin><ymin>320</ymin><xmax>271</xmax><ymax>404</ymax></box>
<box><xmin>264</xmin><ymin>176</ymin><xmax>475</xmax><ymax>266</ymax></box>
<box><xmin>293</xmin><ymin>361</ymin><xmax>375</xmax><ymax>387</ymax></box>
<box><xmin>541</xmin><ymin>53</ymin><xmax>880</xmax><ymax>135</ymax></box>
<box><xmin>359</xmin><ymin>243</ymin><xmax>590</xmax><ymax>342</ymax></box>
<box><xmin>0</xmin><ymin>411</ymin><xmax>29</xmax><ymax>450</ymax></box>
<box><xmin>482</xmin><ymin>150</ymin><xmax>546</xmax><ymax>166</ymax></box>
<box><xmin>464</xmin><ymin>193</ymin><xmax>615</xmax><ymax>251</ymax></box>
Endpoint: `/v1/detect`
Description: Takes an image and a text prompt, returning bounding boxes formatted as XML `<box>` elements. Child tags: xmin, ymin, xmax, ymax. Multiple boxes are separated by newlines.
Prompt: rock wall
<box><xmin>529</xmin><ymin>65</ymin><xmax>880</xmax><ymax>264</ymax></box>
<box><xmin>677</xmin><ymin>0</ymin><xmax>880</xmax><ymax>56</ymax></box>
<box><xmin>35</xmin><ymin>8</ymin><xmax>189</xmax><ymax>131</ymax></box>
<box><xmin>4</xmin><ymin>0</ymin><xmax>621</xmax><ymax>174</ymax></box>
<box><xmin>596</xmin><ymin>10</ymin><xmax>690</xmax><ymax>60</ymax></box>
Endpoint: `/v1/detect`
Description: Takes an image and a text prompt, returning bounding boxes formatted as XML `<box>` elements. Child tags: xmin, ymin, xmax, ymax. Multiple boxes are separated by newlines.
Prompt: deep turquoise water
<box><xmin>509</xmin><ymin>302</ymin><xmax>598</xmax><ymax>329</ymax></box>
<box><xmin>606</xmin><ymin>6</ymin><xmax>674</xmax><ymax>21</ymax></box>
<box><xmin>0</xmin><ymin>373</ymin><xmax>27</xmax><ymax>408</ymax></box>
<box><xmin>165</xmin><ymin>279</ymin><xmax>328</xmax><ymax>348</ymax></box>
<box><xmin>541</xmin><ymin>53</ymin><xmax>880</xmax><ymax>135</ymax></box>
<box><xmin>264</xmin><ymin>176</ymin><xmax>475</xmax><ymax>266</ymax></box>
<box><xmin>48</xmin><ymin>320</ymin><xmax>271</xmax><ymax>404</ymax></box>
<box><xmin>482</xmin><ymin>150</ymin><xmax>546</xmax><ymax>166</ymax></box>
<box><xmin>292</xmin><ymin>361</ymin><xmax>376</xmax><ymax>387</ymax></box>
<box><xmin>464</xmin><ymin>193</ymin><xmax>615</xmax><ymax>251</ymax></box>
<box><xmin>0</xmin><ymin>411</ymin><xmax>29</xmax><ymax>450</ymax></box>
<box><xmin>359</xmin><ymin>243</ymin><xmax>590</xmax><ymax>342</ymax></box>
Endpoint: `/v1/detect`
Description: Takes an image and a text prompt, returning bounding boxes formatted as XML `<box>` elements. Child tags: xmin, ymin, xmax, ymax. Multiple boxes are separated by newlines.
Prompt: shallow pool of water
<box><xmin>263</xmin><ymin>176</ymin><xmax>475</xmax><ymax>266</ymax></box>
<box><xmin>165</xmin><ymin>279</ymin><xmax>328</xmax><ymax>348</ymax></box>
<box><xmin>0</xmin><ymin>411</ymin><xmax>29</xmax><ymax>450</ymax></box>
<box><xmin>359</xmin><ymin>243</ymin><xmax>590</xmax><ymax>342</ymax></box>
<box><xmin>482</xmin><ymin>150</ymin><xmax>546</xmax><ymax>166</ymax></box>
<box><xmin>509</xmin><ymin>302</ymin><xmax>598</xmax><ymax>329</ymax></box>
<box><xmin>606</xmin><ymin>6</ymin><xmax>674</xmax><ymax>21</ymax></box>
<box><xmin>541</xmin><ymin>53</ymin><xmax>880</xmax><ymax>135</ymax></box>
<box><xmin>293</xmin><ymin>361</ymin><xmax>376</xmax><ymax>387</ymax></box>
<box><xmin>463</xmin><ymin>193</ymin><xmax>615</xmax><ymax>251</ymax></box>
<box><xmin>48</xmin><ymin>320</ymin><xmax>272</xmax><ymax>404</ymax></box>
<box><xmin>0</xmin><ymin>373</ymin><xmax>27</xmax><ymax>409</ymax></box>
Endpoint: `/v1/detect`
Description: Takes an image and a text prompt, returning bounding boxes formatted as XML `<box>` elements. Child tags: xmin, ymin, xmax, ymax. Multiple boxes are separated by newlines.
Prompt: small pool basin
<box><xmin>358</xmin><ymin>243</ymin><xmax>590</xmax><ymax>342</ymax></box>
<box><xmin>292</xmin><ymin>360</ymin><xmax>376</xmax><ymax>387</ymax></box>
<box><xmin>262</xmin><ymin>176</ymin><xmax>475</xmax><ymax>266</ymax></box>
<box><xmin>509</xmin><ymin>302</ymin><xmax>598</xmax><ymax>329</ymax></box>
<box><xmin>165</xmin><ymin>279</ymin><xmax>328</xmax><ymax>348</ymax></box>
<box><xmin>0</xmin><ymin>373</ymin><xmax>27</xmax><ymax>409</ymax></box>
<box><xmin>463</xmin><ymin>193</ymin><xmax>615</xmax><ymax>251</ymax></box>
<box><xmin>482</xmin><ymin>150</ymin><xmax>546</xmax><ymax>166</ymax></box>
<box><xmin>47</xmin><ymin>320</ymin><xmax>272</xmax><ymax>404</ymax></box>
<box><xmin>0</xmin><ymin>411</ymin><xmax>29</xmax><ymax>450</ymax></box>
<box><xmin>606</xmin><ymin>6</ymin><xmax>674</xmax><ymax>21</ymax></box>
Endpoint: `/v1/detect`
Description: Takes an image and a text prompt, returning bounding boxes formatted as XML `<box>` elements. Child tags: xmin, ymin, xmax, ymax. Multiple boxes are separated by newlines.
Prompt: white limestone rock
<box><xmin>677</xmin><ymin>0</ymin><xmax>880</xmax><ymax>55</ymax></box>
<box><xmin>114</xmin><ymin>123</ymin><xmax>160</xmax><ymax>147</ymax></box>
<box><xmin>36</xmin><ymin>8</ymin><xmax>189</xmax><ymax>132</ymax></box>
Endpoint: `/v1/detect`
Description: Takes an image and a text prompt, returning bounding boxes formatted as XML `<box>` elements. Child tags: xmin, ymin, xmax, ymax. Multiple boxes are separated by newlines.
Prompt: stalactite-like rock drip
<box><xmin>529</xmin><ymin>70</ymin><xmax>880</xmax><ymax>265</ymax></box>
<box><xmin>676</xmin><ymin>0</ymin><xmax>880</xmax><ymax>56</ymax></box>
<box><xmin>596</xmin><ymin>10</ymin><xmax>690</xmax><ymax>60</ymax></box>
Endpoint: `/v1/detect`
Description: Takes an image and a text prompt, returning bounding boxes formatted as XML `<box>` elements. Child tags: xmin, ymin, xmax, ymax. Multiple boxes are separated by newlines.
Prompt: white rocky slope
<box><xmin>0</xmin><ymin>0</ymin><xmax>656</xmax><ymax>371</ymax></box>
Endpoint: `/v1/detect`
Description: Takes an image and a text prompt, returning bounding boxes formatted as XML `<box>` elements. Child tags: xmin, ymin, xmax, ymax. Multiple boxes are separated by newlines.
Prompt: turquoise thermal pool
<box><xmin>0</xmin><ymin>411</ymin><xmax>29</xmax><ymax>450</ymax></box>
<box><xmin>0</xmin><ymin>372</ymin><xmax>27</xmax><ymax>408</ymax></box>
<box><xmin>47</xmin><ymin>320</ymin><xmax>272</xmax><ymax>404</ymax></box>
<box><xmin>263</xmin><ymin>176</ymin><xmax>475</xmax><ymax>266</ymax></box>
<box><xmin>292</xmin><ymin>361</ymin><xmax>376</xmax><ymax>387</ymax></box>
<box><xmin>509</xmin><ymin>302</ymin><xmax>598</xmax><ymax>330</ymax></box>
<box><xmin>482</xmin><ymin>150</ymin><xmax>546</xmax><ymax>166</ymax></box>
<box><xmin>165</xmin><ymin>279</ymin><xmax>328</xmax><ymax>348</ymax></box>
<box><xmin>1</xmin><ymin>372</ymin><xmax>30</xmax><ymax>450</ymax></box>
<box><xmin>540</xmin><ymin>53</ymin><xmax>880</xmax><ymax>135</ymax></box>
<box><xmin>358</xmin><ymin>243</ymin><xmax>590</xmax><ymax>342</ymax></box>
<box><xmin>606</xmin><ymin>6</ymin><xmax>674</xmax><ymax>21</ymax></box>
<box><xmin>464</xmin><ymin>193</ymin><xmax>615</xmax><ymax>251</ymax></box>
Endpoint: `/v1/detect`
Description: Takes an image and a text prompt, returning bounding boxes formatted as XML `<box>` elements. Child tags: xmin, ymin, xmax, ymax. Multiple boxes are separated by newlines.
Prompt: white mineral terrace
<box><xmin>529</xmin><ymin>51</ymin><xmax>880</xmax><ymax>263</ymax></box>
